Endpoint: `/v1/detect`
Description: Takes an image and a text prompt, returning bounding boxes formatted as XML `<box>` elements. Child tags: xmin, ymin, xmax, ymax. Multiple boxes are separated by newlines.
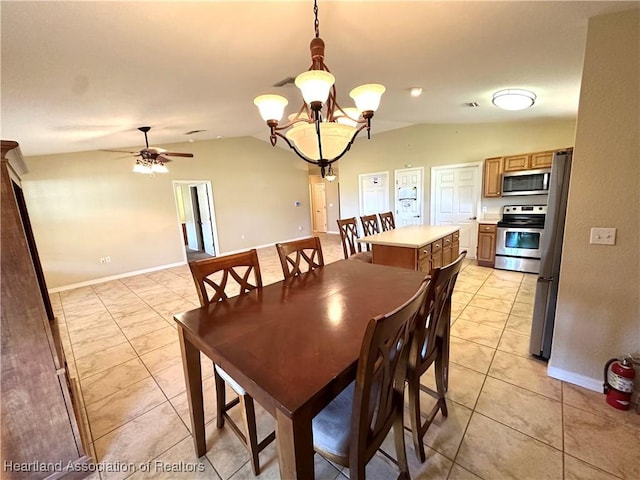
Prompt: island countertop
<box><xmin>358</xmin><ymin>225</ymin><xmax>460</xmax><ymax>249</ymax></box>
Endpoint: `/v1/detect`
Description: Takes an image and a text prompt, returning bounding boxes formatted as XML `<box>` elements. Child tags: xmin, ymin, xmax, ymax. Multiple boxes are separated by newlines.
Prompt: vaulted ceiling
<box><xmin>1</xmin><ymin>1</ymin><xmax>636</xmax><ymax>156</ymax></box>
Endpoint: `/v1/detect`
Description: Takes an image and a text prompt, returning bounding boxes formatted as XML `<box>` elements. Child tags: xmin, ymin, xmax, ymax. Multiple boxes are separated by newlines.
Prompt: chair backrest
<box><xmin>337</xmin><ymin>218</ymin><xmax>363</xmax><ymax>259</ymax></box>
<box><xmin>351</xmin><ymin>278</ymin><xmax>429</xmax><ymax>465</ymax></box>
<box><xmin>188</xmin><ymin>249</ymin><xmax>262</xmax><ymax>306</ymax></box>
<box><xmin>359</xmin><ymin>214</ymin><xmax>380</xmax><ymax>237</ymax></box>
<box><xmin>275</xmin><ymin>236</ymin><xmax>325</xmax><ymax>279</ymax></box>
<box><xmin>378</xmin><ymin>211</ymin><xmax>395</xmax><ymax>232</ymax></box>
<box><xmin>409</xmin><ymin>251</ymin><xmax>467</xmax><ymax>372</ymax></box>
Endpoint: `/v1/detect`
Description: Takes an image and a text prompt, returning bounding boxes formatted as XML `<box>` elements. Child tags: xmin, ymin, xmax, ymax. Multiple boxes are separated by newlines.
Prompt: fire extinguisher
<box><xmin>603</xmin><ymin>356</ymin><xmax>636</xmax><ymax>410</ymax></box>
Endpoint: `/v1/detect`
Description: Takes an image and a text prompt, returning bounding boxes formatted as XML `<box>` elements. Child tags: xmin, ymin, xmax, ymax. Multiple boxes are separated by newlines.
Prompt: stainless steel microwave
<box><xmin>502</xmin><ymin>169</ymin><xmax>550</xmax><ymax>196</ymax></box>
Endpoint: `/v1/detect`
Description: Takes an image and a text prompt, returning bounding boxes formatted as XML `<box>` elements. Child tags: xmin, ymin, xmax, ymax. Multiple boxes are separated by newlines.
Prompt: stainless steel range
<box><xmin>495</xmin><ymin>205</ymin><xmax>546</xmax><ymax>274</ymax></box>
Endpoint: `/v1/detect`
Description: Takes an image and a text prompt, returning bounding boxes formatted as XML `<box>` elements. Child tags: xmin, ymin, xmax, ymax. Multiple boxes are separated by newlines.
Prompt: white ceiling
<box><xmin>1</xmin><ymin>0</ymin><xmax>636</xmax><ymax>157</ymax></box>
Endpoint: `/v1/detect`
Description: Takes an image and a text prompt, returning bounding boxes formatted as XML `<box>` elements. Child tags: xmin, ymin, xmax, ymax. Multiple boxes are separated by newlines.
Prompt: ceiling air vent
<box><xmin>273</xmin><ymin>76</ymin><xmax>296</xmax><ymax>87</ymax></box>
<box><xmin>185</xmin><ymin>130</ymin><xmax>206</xmax><ymax>135</ymax></box>
<box><xmin>465</xmin><ymin>102</ymin><xmax>480</xmax><ymax>108</ymax></box>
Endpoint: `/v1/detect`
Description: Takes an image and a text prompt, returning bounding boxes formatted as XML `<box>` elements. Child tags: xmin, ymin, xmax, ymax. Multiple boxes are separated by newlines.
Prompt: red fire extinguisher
<box><xmin>603</xmin><ymin>356</ymin><xmax>636</xmax><ymax>410</ymax></box>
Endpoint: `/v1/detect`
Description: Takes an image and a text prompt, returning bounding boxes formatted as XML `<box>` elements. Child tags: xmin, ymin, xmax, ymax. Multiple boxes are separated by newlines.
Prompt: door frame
<box><xmin>394</xmin><ymin>166</ymin><xmax>425</xmax><ymax>226</ymax></box>
<box><xmin>430</xmin><ymin>161</ymin><xmax>483</xmax><ymax>257</ymax></box>
<box><xmin>172</xmin><ymin>180</ymin><xmax>220</xmax><ymax>260</ymax></box>
<box><xmin>358</xmin><ymin>171</ymin><xmax>390</xmax><ymax>216</ymax></box>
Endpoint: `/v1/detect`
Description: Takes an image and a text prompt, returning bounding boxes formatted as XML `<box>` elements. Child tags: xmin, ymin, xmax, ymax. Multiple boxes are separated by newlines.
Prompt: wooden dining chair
<box><xmin>312</xmin><ymin>279</ymin><xmax>428</xmax><ymax>480</ymax></box>
<box><xmin>359</xmin><ymin>214</ymin><xmax>381</xmax><ymax>237</ymax></box>
<box><xmin>188</xmin><ymin>250</ymin><xmax>275</xmax><ymax>475</ymax></box>
<box><xmin>406</xmin><ymin>250</ymin><xmax>467</xmax><ymax>463</ymax></box>
<box><xmin>378</xmin><ymin>211</ymin><xmax>396</xmax><ymax>231</ymax></box>
<box><xmin>337</xmin><ymin>218</ymin><xmax>372</xmax><ymax>262</ymax></box>
<box><xmin>275</xmin><ymin>236</ymin><xmax>325</xmax><ymax>279</ymax></box>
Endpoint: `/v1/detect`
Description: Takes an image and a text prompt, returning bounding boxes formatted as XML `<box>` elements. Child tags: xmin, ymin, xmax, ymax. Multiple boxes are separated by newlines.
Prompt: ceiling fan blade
<box><xmin>156</xmin><ymin>155</ymin><xmax>173</xmax><ymax>163</ymax></box>
<box><xmin>101</xmin><ymin>149</ymin><xmax>138</xmax><ymax>154</ymax></box>
<box><xmin>162</xmin><ymin>152</ymin><xmax>194</xmax><ymax>158</ymax></box>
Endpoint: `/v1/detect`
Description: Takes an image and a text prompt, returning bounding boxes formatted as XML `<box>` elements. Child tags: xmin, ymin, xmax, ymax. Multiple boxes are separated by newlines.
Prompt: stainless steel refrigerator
<box><xmin>530</xmin><ymin>148</ymin><xmax>573</xmax><ymax>359</ymax></box>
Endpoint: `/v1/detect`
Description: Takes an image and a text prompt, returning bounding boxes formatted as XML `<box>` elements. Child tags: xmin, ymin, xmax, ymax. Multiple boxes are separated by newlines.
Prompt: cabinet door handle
<box><xmin>435</xmin><ymin>244</ymin><xmax>440</xmax><ymax>249</ymax></box>
<box><xmin>468</xmin><ymin>216</ymin><xmax>477</xmax><ymax>220</ymax></box>
<box><xmin>423</xmin><ymin>250</ymin><xmax>428</xmax><ymax>255</ymax></box>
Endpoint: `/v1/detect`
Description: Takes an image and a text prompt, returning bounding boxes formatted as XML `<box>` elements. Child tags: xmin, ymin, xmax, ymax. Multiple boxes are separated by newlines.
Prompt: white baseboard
<box><xmin>547</xmin><ymin>365</ymin><xmax>603</xmax><ymax>393</ymax></box>
<box><xmin>48</xmin><ymin>261</ymin><xmax>186</xmax><ymax>293</ymax></box>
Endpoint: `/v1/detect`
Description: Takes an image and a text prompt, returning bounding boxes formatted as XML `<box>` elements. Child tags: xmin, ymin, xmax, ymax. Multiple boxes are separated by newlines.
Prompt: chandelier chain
<box><xmin>313</xmin><ymin>0</ymin><xmax>320</xmax><ymax>38</ymax></box>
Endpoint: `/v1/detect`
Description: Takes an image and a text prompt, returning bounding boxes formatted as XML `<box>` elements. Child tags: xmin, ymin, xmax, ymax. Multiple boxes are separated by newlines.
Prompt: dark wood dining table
<box><xmin>174</xmin><ymin>259</ymin><xmax>427</xmax><ymax>479</ymax></box>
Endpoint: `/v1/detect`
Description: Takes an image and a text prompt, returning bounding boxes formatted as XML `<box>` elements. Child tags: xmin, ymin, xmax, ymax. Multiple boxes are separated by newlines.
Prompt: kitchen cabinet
<box><xmin>1</xmin><ymin>141</ymin><xmax>91</xmax><ymax>478</ymax></box>
<box><xmin>530</xmin><ymin>151</ymin><xmax>554</xmax><ymax>169</ymax></box>
<box><xmin>477</xmin><ymin>223</ymin><xmax>497</xmax><ymax>267</ymax></box>
<box><xmin>483</xmin><ymin>149</ymin><xmax>560</xmax><ymax>197</ymax></box>
<box><xmin>504</xmin><ymin>150</ymin><xmax>555</xmax><ymax>172</ymax></box>
<box><xmin>361</xmin><ymin>225</ymin><xmax>459</xmax><ymax>273</ymax></box>
<box><xmin>503</xmin><ymin>154</ymin><xmax>530</xmax><ymax>172</ymax></box>
<box><xmin>483</xmin><ymin>157</ymin><xmax>503</xmax><ymax>197</ymax></box>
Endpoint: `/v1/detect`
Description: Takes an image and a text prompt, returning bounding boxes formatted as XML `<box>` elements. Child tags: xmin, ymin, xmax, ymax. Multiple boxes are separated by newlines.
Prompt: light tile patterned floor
<box><xmin>51</xmin><ymin>233</ymin><xmax>640</xmax><ymax>480</ymax></box>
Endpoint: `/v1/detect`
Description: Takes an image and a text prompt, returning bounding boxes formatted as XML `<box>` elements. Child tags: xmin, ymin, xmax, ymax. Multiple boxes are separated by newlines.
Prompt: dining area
<box><xmin>46</xmin><ymin>230</ymin><xmax>635</xmax><ymax>480</ymax></box>
<box><xmin>175</xmin><ymin>222</ymin><xmax>466</xmax><ymax>479</ymax></box>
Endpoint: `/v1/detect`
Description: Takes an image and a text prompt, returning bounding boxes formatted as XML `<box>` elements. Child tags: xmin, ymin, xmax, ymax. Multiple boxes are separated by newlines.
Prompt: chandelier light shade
<box><xmin>492</xmin><ymin>89</ymin><xmax>537</xmax><ymax>111</ymax></box>
<box><xmin>253</xmin><ymin>0</ymin><xmax>385</xmax><ymax>178</ymax></box>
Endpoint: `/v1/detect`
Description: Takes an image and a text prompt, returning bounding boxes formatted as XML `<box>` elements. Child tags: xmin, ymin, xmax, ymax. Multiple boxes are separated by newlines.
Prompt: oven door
<box><xmin>496</xmin><ymin>227</ymin><xmax>544</xmax><ymax>258</ymax></box>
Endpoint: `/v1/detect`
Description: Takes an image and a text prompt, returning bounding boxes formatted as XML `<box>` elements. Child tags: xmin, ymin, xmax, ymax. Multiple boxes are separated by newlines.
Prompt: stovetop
<box><xmin>498</xmin><ymin>205</ymin><xmax>547</xmax><ymax>228</ymax></box>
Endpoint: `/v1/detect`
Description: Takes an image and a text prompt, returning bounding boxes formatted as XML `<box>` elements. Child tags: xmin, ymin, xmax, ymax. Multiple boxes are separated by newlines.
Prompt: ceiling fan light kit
<box><xmin>492</xmin><ymin>89</ymin><xmax>537</xmax><ymax>110</ymax></box>
<box><xmin>129</xmin><ymin>126</ymin><xmax>193</xmax><ymax>175</ymax></box>
<box><xmin>253</xmin><ymin>0</ymin><xmax>385</xmax><ymax>178</ymax></box>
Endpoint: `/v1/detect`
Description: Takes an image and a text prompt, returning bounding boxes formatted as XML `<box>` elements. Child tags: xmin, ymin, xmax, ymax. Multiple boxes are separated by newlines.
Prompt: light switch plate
<box><xmin>590</xmin><ymin>227</ymin><xmax>616</xmax><ymax>245</ymax></box>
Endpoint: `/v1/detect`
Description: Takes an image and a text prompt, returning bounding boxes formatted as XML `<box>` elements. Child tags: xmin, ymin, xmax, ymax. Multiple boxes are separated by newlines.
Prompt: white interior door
<box><xmin>431</xmin><ymin>162</ymin><xmax>482</xmax><ymax>258</ymax></box>
<box><xmin>196</xmin><ymin>183</ymin><xmax>215</xmax><ymax>255</ymax></box>
<box><xmin>395</xmin><ymin>167</ymin><xmax>424</xmax><ymax>227</ymax></box>
<box><xmin>359</xmin><ymin>172</ymin><xmax>389</xmax><ymax>216</ymax></box>
<box><xmin>311</xmin><ymin>182</ymin><xmax>327</xmax><ymax>232</ymax></box>
<box><xmin>183</xmin><ymin>187</ymin><xmax>199</xmax><ymax>250</ymax></box>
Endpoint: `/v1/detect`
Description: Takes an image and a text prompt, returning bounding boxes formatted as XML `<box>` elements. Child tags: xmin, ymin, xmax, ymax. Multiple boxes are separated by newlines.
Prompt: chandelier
<box><xmin>253</xmin><ymin>0</ymin><xmax>385</xmax><ymax>178</ymax></box>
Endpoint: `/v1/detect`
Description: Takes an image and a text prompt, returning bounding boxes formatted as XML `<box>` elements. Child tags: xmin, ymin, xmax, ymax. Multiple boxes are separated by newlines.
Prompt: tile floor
<box><xmin>52</xmin><ymin>234</ymin><xmax>639</xmax><ymax>480</ymax></box>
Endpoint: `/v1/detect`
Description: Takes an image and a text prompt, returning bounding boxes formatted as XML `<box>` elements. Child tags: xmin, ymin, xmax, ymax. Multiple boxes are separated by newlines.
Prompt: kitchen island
<box><xmin>359</xmin><ymin>225</ymin><xmax>460</xmax><ymax>272</ymax></box>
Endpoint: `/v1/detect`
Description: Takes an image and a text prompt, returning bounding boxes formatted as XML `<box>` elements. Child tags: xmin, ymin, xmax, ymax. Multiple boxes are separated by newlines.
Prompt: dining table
<box><xmin>174</xmin><ymin>259</ymin><xmax>427</xmax><ymax>479</ymax></box>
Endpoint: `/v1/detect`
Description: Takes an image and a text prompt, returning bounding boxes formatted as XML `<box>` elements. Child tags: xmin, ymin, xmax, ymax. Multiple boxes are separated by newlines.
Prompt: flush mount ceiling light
<box><xmin>492</xmin><ymin>89</ymin><xmax>536</xmax><ymax>111</ymax></box>
<box><xmin>410</xmin><ymin>87</ymin><xmax>423</xmax><ymax>97</ymax></box>
<box><xmin>253</xmin><ymin>0</ymin><xmax>385</xmax><ymax>178</ymax></box>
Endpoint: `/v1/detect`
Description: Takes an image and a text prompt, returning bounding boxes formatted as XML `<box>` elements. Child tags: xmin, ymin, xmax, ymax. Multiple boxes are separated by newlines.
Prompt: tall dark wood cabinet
<box><xmin>1</xmin><ymin>141</ymin><xmax>91</xmax><ymax>479</ymax></box>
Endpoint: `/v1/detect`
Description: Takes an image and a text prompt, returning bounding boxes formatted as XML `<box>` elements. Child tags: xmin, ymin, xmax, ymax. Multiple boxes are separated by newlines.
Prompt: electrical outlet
<box><xmin>298</xmin><ymin>226</ymin><xmax>303</xmax><ymax>231</ymax></box>
<box><xmin>105</xmin><ymin>256</ymin><xmax>111</xmax><ymax>263</ymax></box>
<box><xmin>99</xmin><ymin>257</ymin><xmax>106</xmax><ymax>264</ymax></box>
<box><xmin>590</xmin><ymin>227</ymin><xmax>616</xmax><ymax>245</ymax></box>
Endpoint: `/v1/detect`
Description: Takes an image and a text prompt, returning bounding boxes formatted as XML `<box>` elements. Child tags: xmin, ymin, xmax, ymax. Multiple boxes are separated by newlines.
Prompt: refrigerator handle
<box><xmin>543</xmin><ymin>172</ymin><xmax>550</xmax><ymax>190</ymax></box>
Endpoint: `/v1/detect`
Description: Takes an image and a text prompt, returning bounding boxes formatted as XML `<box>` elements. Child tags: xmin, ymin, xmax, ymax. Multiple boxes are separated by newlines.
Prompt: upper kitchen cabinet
<box><xmin>483</xmin><ymin>149</ymin><xmax>557</xmax><ymax>197</ymax></box>
<box><xmin>503</xmin><ymin>150</ymin><xmax>555</xmax><ymax>172</ymax></box>
<box><xmin>483</xmin><ymin>156</ymin><xmax>503</xmax><ymax>197</ymax></box>
<box><xmin>530</xmin><ymin>150</ymin><xmax>554</xmax><ymax>169</ymax></box>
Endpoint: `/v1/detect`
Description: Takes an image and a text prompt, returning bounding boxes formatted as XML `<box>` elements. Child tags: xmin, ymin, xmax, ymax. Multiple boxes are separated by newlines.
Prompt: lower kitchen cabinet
<box><xmin>477</xmin><ymin>223</ymin><xmax>497</xmax><ymax>267</ymax></box>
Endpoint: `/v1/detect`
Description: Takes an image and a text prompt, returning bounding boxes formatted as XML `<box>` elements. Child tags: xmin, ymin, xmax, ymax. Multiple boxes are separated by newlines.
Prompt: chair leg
<box><xmin>406</xmin><ymin>374</ymin><xmax>426</xmax><ymax>463</ymax></box>
<box><xmin>393</xmin><ymin>403</ymin><xmax>410</xmax><ymax>479</ymax></box>
<box><xmin>240</xmin><ymin>394</ymin><xmax>261</xmax><ymax>476</ymax></box>
<box><xmin>214</xmin><ymin>367</ymin><xmax>226</xmax><ymax>429</ymax></box>
<box><xmin>435</xmin><ymin>343</ymin><xmax>448</xmax><ymax>418</ymax></box>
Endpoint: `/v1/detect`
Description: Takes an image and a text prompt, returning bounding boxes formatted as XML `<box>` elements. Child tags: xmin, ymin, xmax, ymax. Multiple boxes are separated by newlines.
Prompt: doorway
<box><xmin>173</xmin><ymin>181</ymin><xmax>219</xmax><ymax>261</ymax></box>
<box><xmin>358</xmin><ymin>171</ymin><xmax>390</xmax><ymax>217</ymax></box>
<box><xmin>430</xmin><ymin>162</ymin><xmax>482</xmax><ymax>259</ymax></box>
<box><xmin>311</xmin><ymin>182</ymin><xmax>327</xmax><ymax>233</ymax></box>
<box><xmin>394</xmin><ymin>167</ymin><xmax>424</xmax><ymax>227</ymax></box>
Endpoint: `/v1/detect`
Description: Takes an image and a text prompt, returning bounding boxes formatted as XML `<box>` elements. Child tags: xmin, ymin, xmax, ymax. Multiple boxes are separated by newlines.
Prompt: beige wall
<box><xmin>23</xmin><ymin>137</ymin><xmax>311</xmax><ymax>288</ymax></box>
<box><xmin>336</xmin><ymin>120</ymin><xmax>576</xmax><ymax>220</ymax></box>
<box><xmin>549</xmin><ymin>9</ymin><xmax>640</xmax><ymax>388</ymax></box>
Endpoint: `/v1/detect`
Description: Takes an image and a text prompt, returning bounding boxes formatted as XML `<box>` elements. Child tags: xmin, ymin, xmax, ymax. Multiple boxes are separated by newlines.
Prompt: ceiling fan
<box><xmin>109</xmin><ymin>126</ymin><xmax>194</xmax><ymax>174</ymax></box>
